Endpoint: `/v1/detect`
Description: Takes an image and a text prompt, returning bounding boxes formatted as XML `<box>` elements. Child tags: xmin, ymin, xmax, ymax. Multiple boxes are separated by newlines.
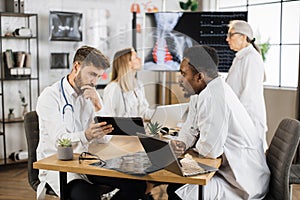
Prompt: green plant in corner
<box><xmin>147</xmin><ymin>121</ymin><xmax>162</xmax><ymax>135</ymax></box>
<box><xmin>179</xmin><ymin>0</ymin><xmax>198</xmax><ymax>11</ymax></box>
<box><xmin>259</xmin><ymin>39</ymin><xmax>270</xmax><ymax>62</ymax></box>
<box><xmin>58</xmin><ymin>138</ymin><xmax>72</xmax><ymax>147</ymax></box>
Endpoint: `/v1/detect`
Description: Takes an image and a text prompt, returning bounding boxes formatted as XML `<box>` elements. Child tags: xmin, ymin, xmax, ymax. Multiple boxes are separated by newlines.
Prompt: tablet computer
<box><xmin>94</xmin><ymin>116</ymin><xmax>145</xmax><ymax>136</ymax></box>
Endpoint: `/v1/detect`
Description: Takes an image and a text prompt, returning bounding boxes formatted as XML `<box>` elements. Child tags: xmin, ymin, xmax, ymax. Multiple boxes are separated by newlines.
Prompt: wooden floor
<box><xmin>0</xmin><ymin>163</ymin><xmax>167</xmax><ymax>200</ymax></box>
<box><xmin>0</xmin><ymin>163</ymin><xmax>299</xmax><ymax>200</ymax></box>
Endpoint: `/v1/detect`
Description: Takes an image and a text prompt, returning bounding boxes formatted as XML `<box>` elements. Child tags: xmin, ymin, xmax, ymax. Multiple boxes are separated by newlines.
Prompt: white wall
<box><xmin>264</xmin><ymin>88</ymin><xmax>298</xmax><ymax>144</ymax></box>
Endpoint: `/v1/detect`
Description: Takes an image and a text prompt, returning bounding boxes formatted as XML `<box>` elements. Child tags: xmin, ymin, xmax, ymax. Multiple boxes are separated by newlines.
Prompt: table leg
<box><xmin>199</xmin><ymin>185</ymin><xmax>204</xmax><ymax>200</ymax></box>
<box><xmin>59</xmin><ymin>171</ymin><xmax>67</xmax><ymax>200</ymax></box>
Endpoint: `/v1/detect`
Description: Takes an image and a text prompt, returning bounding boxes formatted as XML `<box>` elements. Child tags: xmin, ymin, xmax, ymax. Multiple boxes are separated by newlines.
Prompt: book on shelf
<box><xmin>4</xmin><ymin>49</ymin><xmax>14</xmax><ymax>69</ymax></box>
<box><xmin>24</xmin><ymin>53</ymin><xmax>31</xmax><ymax>68</ymax></box>
<box><xmin>13</xmin><ymin>51</ymin><xmax>26</xmax><ymax>68</ymax></box>
<box><xmin>3</xmin><ymin>50</ymin><xmax>31</xmax><ymax>78</ymax></box>
<box><xmin>10</xmin><ymin>67</ymin><xmax>31</xmax><ymax>76</ymax></box>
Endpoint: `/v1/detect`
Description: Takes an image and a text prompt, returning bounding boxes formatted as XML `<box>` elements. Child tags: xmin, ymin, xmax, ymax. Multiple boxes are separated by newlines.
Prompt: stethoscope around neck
<box><xmin>61</xmin><ymin>77</ymin><xmax>74</xmax><ymax>115</ymax></box>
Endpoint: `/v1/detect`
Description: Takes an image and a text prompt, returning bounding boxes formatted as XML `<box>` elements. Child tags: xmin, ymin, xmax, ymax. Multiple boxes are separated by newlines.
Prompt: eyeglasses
<box><xmin>78</xmin><ymin>152</ymin><xmax>106</xmax><ymax>167</ymax></box>
<box><xmin>226</xmin><ymin>32</ymin><xmax>243</xmax><ymax>38</ymax></box>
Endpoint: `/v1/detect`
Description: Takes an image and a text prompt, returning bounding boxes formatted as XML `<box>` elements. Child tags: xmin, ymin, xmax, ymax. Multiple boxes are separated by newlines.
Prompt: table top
<box><xmin>33</xmin><ymin>135</ymin><xmax>221</xmax><ymax>185</ymax></box>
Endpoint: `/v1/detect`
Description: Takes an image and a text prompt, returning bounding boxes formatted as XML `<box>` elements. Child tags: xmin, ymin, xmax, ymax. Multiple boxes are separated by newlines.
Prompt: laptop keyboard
<box><xmin>180</xmin><ymin>157</ymin><xmax>205</xmax><ymax>176</ymax></box>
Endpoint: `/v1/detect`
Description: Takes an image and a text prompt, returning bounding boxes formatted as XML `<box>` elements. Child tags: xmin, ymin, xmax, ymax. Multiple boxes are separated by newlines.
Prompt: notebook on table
<box><xmin>94</xmin><ymin>116</ymin><xmax>145</xmax><ymax>136</ymax></box>
<box><xmin>137</xmin><ymin>133</ymin><xmax>218</xmax><ymax>177</ymax></box>
<box><xmin>151</xmin><ymin>103</ymin><xmax>189</xmax><ymax>128</ymax></box>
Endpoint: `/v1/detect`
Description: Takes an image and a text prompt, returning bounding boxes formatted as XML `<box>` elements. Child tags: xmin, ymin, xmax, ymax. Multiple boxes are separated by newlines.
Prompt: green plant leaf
<box><xmin>190</xmin><ymin>1</ymin><xmax>198</xmax><ymax>11</ymax></box>
<box><xmin>179</xmin><ymin>2</ymin><xmax>189</xmax><ymax>10</ymax></box>
<box><xmin>259</xmin><ymin>40</ymin><xmax>270</xmax><ymax>62</ymax></box>
<box><xmin>58</xmin><ymin>138</ymin><xmax>72</xmax><ymax>147</ymax></box>
<box><xmin>180</xmin><ymin>0</ymin><xmax>192</xmax><ymax>10</ymax></box>
<box><xmin>147</xmin><ymin>121</ymin><xmax>162</xmax><ymax>135</ymax></box>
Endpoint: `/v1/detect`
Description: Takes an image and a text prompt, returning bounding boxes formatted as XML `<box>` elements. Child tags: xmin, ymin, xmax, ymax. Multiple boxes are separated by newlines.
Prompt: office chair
<box><xmin>264</xmin><ymin>118</ymin><xmax>300</xmax><ymax>200</ymax></box>
<box><xmin>24</xmin><ymin>111</ymin><xmax>57</xmax><ymax>196</ymax></box>
<box><xmin>24</xmin><ymin>111</ymin><xmax>113</xmax><ymax>198</ymax></box>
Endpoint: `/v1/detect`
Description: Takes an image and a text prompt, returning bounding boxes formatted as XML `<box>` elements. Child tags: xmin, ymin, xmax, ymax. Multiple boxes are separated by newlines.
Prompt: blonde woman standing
<box><xmin>103</xmin><ymin>47</ymin><xmax>154</xmax><ymax>120</ymax></box>
<box><xmin>226</xmin><ymin>20</ymin><xmax>268</xmax><ymax>151</ymax></box>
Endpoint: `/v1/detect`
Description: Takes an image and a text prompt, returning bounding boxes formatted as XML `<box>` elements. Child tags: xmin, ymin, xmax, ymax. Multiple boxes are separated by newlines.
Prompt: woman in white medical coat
<box><xmin>102</xmin><ymin>47</ymin><xmax>154</xmax><ymax>119</ymax></box>
<box><xmin>102</xmin><ymin>47</ymin><xmax>156</xmax><ymax>198</ymax></box>
<box><xmin>226</xmin><ymin>20</ymin><xmax>268</xmax><ymax>151</ymax></box>
<box><xmin>167</xmin><ymin>45</ymin><xmax>270</xmax><ymax>200</ymax></box>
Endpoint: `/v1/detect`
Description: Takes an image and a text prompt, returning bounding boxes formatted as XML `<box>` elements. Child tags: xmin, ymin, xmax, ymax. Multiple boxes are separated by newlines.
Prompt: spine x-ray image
<box><xmin>144</xmin><ymin>12</ymin><xmax>194</xmax><ymax>71</ymax></box>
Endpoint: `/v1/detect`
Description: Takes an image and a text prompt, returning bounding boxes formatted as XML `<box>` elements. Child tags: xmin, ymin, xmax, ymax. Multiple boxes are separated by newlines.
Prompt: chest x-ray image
<box><xmin>143</xmin><ymin>12</ymin><xmax>196</xmax><ymax>71</ymax></box>
<box><xmin>49</xmin><ymin>11</ymin><xmax>82</xmax><ymax>41</ymax></box>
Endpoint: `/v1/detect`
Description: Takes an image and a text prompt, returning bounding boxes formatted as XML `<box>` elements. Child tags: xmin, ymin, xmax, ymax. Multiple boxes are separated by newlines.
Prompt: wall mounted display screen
<box><xmin>143</xmin><ymin>11</ymin><xmax>247</xmax><ymax>72</ymax></box>
<box><xmin>49</xmin><ymin>11</ymin><xmax>82</xmax><ymax>41</ymax></box>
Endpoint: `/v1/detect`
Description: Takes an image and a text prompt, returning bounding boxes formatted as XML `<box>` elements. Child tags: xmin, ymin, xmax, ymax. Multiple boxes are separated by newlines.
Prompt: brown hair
<box><xmin>73</xmin><ymin>45</ymin><xmax>110</xmax><ymax>69</ymax></box>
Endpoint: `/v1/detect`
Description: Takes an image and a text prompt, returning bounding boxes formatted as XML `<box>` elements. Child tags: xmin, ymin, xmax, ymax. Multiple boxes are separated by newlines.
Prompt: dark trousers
<box><xmin>68</xmin><ymin>179</ymin><xmax>103</xmax><ymax>200</ymax></box>
<box><xmin>87</xmin><ymin>175</ymin><xmax>147</xmax><ymax>200</ymax></box>
<box><xmin>167</xmin><ymin>183</ymin><xmax>184</xmax><ymax>200</ymax></box>
<box><xmin>68</xmin><ymin>176</ymin><xmax>147</xmax><ymax>200</ymax></box>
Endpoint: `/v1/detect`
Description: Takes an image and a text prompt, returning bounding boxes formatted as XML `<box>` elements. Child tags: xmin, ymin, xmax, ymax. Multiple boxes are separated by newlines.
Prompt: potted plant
<box><xmin>57</xmin><ymin>138</ymin><xmax>73</xmax><ymax>160</ymax></box>
<box><xmin>147</xmin><ymin>121</ymin><xmax>162</xmax><ymax>136</ymax></box>
<box><xmin>179</xmin><ymin>0</ymin><xmax>198</xmax><ymax>11</ymax></box>
<box><xmin>259</xmin><ymin>39</ymin><xmax>270</xmax><ymax>62</ymax></box>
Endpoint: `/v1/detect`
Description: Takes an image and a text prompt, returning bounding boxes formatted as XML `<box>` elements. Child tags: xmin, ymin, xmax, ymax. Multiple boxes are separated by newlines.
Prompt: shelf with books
<box><xmin>3</xmin><ymin>50</ymin><xmax>32</xmax><ymax>79</ymax></box>
<box><xmin>0</xmin><ymin>12</ymin><xmax>39</xmax><ymax>165</ymax></box>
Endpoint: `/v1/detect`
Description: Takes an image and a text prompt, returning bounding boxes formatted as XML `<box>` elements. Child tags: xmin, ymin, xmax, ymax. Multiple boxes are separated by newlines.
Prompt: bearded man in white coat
<box><xmin>167</xmin><ymin>45</ymin><xmax>270</xmax><ymax>200</ymax></box>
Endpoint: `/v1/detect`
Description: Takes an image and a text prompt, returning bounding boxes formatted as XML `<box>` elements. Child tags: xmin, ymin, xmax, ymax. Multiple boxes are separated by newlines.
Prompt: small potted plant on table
<box><xmin>57</xmin><ymin>138</ymin><xmax>73</xmax><ymax>161</ymax></box>
<box><xmin>147</xmin><ymin>121</ymin><xmax>162</xmax><ymax>136</ymax></box>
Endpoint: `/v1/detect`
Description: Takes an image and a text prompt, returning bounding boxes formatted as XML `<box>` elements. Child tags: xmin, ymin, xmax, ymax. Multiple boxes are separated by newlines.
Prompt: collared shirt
<box><xmin>35</xmin><ymin>76</ymin><xmax>107</xmax><ymax>199</ymax></box>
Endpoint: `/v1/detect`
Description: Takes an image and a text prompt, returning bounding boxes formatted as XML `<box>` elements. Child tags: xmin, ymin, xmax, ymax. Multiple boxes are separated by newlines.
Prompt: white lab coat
<box><xmin>176</xmin><ymin>77</ymin><xmax>270</xmax><ymax>200</ymax></box>
<box><xmin>102</xmin><ymin>81</ymin><xmax>154</xmax><ymax>119</ymax></box>
<box><xmin>226</xmin><ymin>45</ymin><xmax>268</xmax><ymax>151</ymax></box>
<box><xmin>36</xmin><ymin>77</ymin><xmax>109</xmax><ymax>200</ymax></box>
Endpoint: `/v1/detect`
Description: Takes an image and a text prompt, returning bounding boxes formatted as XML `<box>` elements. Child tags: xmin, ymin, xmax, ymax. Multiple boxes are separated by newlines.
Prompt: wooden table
<box><xmin>33</xmin><ymin>135</ymin><xmax>221</xmax><ymax>199</ymax></box>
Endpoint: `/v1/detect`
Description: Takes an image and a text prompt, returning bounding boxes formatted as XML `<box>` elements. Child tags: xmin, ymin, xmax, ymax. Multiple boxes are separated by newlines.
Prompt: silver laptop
<box><xmin>137</xmin><ymin>133</ymin><xmax>218</xmax><ymax>177</ymax></box>
<box><xmin>151</xmin><ymin>103</ymin><xmax>189</xmax><ymax>128</ymax></box>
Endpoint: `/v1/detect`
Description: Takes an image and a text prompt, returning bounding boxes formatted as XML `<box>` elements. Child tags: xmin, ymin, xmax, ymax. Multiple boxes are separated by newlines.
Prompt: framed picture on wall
<box><xmin>49</xmin><ymin>11</ymin><xmax>83</xmax><ymax>41</ymax></box>
<box><xmin>50</xmin><ymin>53</ymin><xmax>69</xmax><ymax>69</ymax></box>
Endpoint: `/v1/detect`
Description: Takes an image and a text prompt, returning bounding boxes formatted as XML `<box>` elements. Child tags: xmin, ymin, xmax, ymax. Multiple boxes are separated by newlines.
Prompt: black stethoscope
<box><xmin>61</xmin><ymin>77</ymin><xmax>74</xmax><ymax>115</ymax></box>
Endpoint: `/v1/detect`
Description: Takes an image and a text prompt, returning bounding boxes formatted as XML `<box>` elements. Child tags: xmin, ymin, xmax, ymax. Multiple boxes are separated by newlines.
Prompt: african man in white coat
<box><xmin>166</xmin><ymin>45</ymin><xmax>270</xmax><ymax>200</ymax></box>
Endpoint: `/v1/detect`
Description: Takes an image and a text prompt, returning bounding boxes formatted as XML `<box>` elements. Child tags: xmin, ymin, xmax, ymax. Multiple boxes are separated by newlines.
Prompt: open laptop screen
<box><xmin>151</xmin><ymin>103</ymin><xmax>189</xmax><ymax>128</ymax></box>
<box><xmin>137</xmin><ymin>133</ymin><xmax>183</xmax><ymax>175</ymax></box>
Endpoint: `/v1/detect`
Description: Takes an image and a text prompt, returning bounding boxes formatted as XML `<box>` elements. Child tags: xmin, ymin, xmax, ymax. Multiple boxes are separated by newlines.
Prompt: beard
<box><xmin>179</xmin><ymin>82</ymin><xmax>195</xmax><ymax>98</ymax></box>
<box><xmin>74</xmin><ymin>74</ymin><xmax>84</xmax><ymax>95</ymax></box>
<box><xmin>179</xmin><ymin>84</ymin><xmax>195</xmax><ymax>98</ymax></box>
<box><xmin>73</xmin><ymin>71</ymin><xmax>93</xmax><ymax>95</ymax></box>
